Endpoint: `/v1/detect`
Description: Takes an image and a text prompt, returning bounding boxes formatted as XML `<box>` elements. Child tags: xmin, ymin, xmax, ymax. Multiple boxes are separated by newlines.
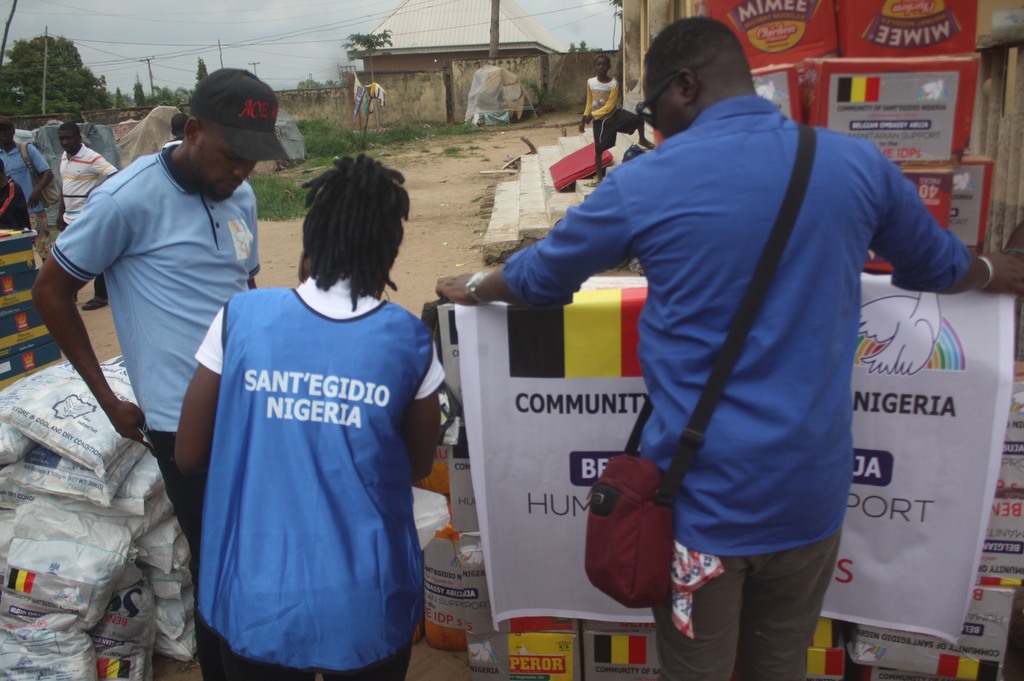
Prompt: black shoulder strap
<box><xmin>618</xmin><ymin>125</ymin><xmax>816</xmax><ymax>505</ymax></box>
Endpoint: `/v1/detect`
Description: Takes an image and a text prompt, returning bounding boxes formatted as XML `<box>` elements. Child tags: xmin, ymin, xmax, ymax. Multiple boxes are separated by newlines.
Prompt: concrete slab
<box><xmin>517</xmin><ymin>154</ymin><xmax>550</xmax><ymax>242</ymax></box>
<box><xmin>482</xmin><ymin>180</ymin><xmax>522</xmax><ymax>264</ymax></box>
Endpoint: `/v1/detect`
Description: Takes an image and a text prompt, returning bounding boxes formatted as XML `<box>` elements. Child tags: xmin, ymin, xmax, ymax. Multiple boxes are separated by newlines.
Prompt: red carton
<box><xmin>801</xmin><ymin>56</ymin><xmax>978</xmax><ymax>161</ymax></box>
<box><xmin>949</xmin><ymin>156</ymin><xmax>992</xmax><ymax>252</ymax></box>
<box><xmin>752</xmin><ymin>64</ymin><xmax>804</xmax><ymax>122</ymax></box>
<box><xmin>836</xmin><ymin>0</ymin><xmax>978</xmax><ymax>58</ymax></box>
<box><xmin>695</xmin><ymin>0</ymin><xmax>839</xmax><ymax>69</ymax></box>
<box><xmin>865</xmin><ymin>164</ymin><xmax>953</xmax><ymax>274</ymax></box>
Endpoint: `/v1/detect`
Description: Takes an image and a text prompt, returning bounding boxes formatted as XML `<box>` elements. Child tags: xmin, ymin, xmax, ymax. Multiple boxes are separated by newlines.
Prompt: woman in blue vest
<box><xmin>176</xmin><ymin>154</ymin><xmax>444</xmax><ymax>681</ymax></box>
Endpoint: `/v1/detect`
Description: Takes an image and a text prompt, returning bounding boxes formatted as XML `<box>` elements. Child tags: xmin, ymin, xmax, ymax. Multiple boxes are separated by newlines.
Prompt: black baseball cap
<box><xmin>190</xmin><ymin>69</ymin><xmax>287</xmax><ymax>161</ymax></box>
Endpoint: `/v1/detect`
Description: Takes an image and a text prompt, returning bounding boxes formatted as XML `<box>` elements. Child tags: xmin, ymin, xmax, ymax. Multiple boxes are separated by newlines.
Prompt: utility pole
<box><xmin>141</xmin><ymin>57</ymin><xmax>155</xmax><ymax>96</ymax></box>
<box><xmin>218</xmin><ymin>40</ymin><xmax>224</xmax><ymax>68</ymax></box>
<box><xmin>489</xmin><ymin>0</ymin><xmax>500</xmax><ymax>59</ymax></box>
<box><xmin>0</xmin><ymin>0</ymin><xmax>19</xmax><ymax>88</ymax></box>
<box><xmin>248</xmin><ymin>62</ymin><xmax>259</xmax><ymax>77</ymax></box>
<box><xmin>41</xmin><ymin>27</ymin><xmax>47</xmax><ymax>114</ymax></box>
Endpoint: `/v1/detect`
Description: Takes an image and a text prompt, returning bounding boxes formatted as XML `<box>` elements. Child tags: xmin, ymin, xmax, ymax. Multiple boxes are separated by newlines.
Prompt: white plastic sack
<box><xmin>5</xmin><ymin>444</ymin><xmax>144</xmax><ymax>508</ymax></box>
<box><xmin>0</xmin><ymin>467</ymin><xmax>36</xmax><ymax>509</ymax></box>
<box><xmin>0</xmin><ymin>358</ymin><xmax>146</xmax><ymax>478</ymax></box>
<box><xmin>2</xmin><ymin>502</ymin><xmax>132</xmax><ymax>630</ymax></box>
<box><xmin>0</xmin><ymin>424</ymin><xmax>32</xmax><ymax>465</ymax></box>
<box><xmin>153</xmin><ymin>597</ymin><xmax>195</xmax><ymax>662</ymax></box>
<box><xmin>151</xmin><ymin>583</ymin><xmax>194</xmax><ymax>642</ymax></box>
<box><xmin>111</xmin><ymin>454</ymin><xmax>165</xmax><ymax>516</ymax></box>
<box><xmin>413</xmin><ymin>487</ymin><xmax>451</xmax><ymax>551</ymax></box>
<box><xmin>88</xmin><ymin>565</ymin><xmax>155</xmax><ymax>681</ymax></box>
<box><xmin>0</xmin><ymin>628</ymin><xmax>95</xmax><ymax>680</ymax></box>
<box><xmin>135</xmin><ymin>516</ymin><xmax>189</xmax><ymax>574</ymax></box>
<box><xmin>0</xmin><ymin>509</ymin><xmax>14</xmax><ymax>583</ymax></box>
<box><xmin>142</xmin><ymin>564</ymin><xmax>192</xmax><ymax>601</ymax></box>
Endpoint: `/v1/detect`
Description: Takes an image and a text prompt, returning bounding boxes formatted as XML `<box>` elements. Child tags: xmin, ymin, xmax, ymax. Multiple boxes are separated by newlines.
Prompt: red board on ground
<box><xmin>550</xmin><ymin>144</ymin><xmax>614</xmax><ymax>191</ymax></box>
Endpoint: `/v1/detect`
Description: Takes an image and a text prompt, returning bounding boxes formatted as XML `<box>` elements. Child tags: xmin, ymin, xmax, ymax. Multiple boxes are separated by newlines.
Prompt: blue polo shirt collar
<box><xmin>692</xmin><ymin>95</ymin><xmax>779</xmax><ymax>128</ymax></box>
<box><xmin>158</xmin><ymin>146</ymin><xmax>200</xmax><ymax>194</ymax></box>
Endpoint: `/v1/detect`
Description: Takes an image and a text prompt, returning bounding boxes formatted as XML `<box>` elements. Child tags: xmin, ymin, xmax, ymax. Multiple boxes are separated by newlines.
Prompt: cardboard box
<box><xmin>0</xmin><ymin>342</ymin><xmax>62</xmax><ymax>390</ymax></box>
<box><xmin>992</xmin><ymin>9</ymin><xmax>1024</xmax><ymax>41</ymax></box>
<box><xmin>865</xmin><ymin>165</ymin><xmax>953</xmax><ymax>274</ymax></box>
<box><xmin>0</xmin><ymin>306</ymin><xmax>50</xmax><ymax>359</ymax></box>
<box><xmin>857</xmin><ymin>666</ymin><xmax>999</xmax><ymax>681</ymax></box>
<box><xmin>449</xmin><ymin>434</ymin><xmax>479</xmax><ymax>532</ymax></box>
<box><xmin>467</xmin><ymin>631</ymin><xmax>580</xmax><ymax>681</ymax></box>
<box><xmin>458</xmin><ymin>532</ymin><xmax>499</xmax><ymax>635</ymax></box>
<box><xmin>583</xmin><ymin>629</ymin><xmax>659</xmax><ymax>681</ymax></box>
<box><xmin>438</xmin><ymin>303</ymin><xmax>462</xmax><ymax>402</ymax></box>
<box><xmin>696</xmin><ymin>0</ymin><xmax>839</xmax><ymax>70</ymax></box>
<box><xmin>509</xmin><ymin>617</ymin><xmax>578</xmax><ymax>633</ymax></box>
<box><xmin>0</xmin><ymin>248</ymin><xmax>34</xmax><ymax>277</ymax></box>
<box><xmin>0</xmin><ymin>269</ymin><xmax>38</xmax><ymax>318</ymax></box>
<box><xmin>998</xmin><ymin>385</ymin><xmax>1024</xmax><ymax>492</ymax></box>
<box><xmin>949</xmin><ymin>157</ymin><xmax>992</xmax><ymax>252</ymax></box>
<box><xmin>802</xmin><ymin>56</ymin><xmax>979</xmax><ymax>161</ymax></box>
<box><xmin>978</xmin><ymin>488</ymin><xmax>1024</xmax><ymax>580</ymax></box>
<box><xmin>836</xmin><ymin>1</ymin><xmax>977</xmax><ymax>58</ymax></box>
<box><xmin>753</xmin><ymin>64</ymin><xmax>804</xmax><ymax>122</ymax></box>
<box><xmin>847</xmin><ymin>586</ymin><xmax>1014</xmax><ymax>678</ymax></box>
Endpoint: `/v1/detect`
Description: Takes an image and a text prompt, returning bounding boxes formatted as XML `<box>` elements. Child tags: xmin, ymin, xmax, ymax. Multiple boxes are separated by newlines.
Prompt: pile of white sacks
<box><xmin>0</xmin><ymin>358</ymin><xmax>193</xmax><ymax>680</ymax></box>
<box><xmin>0</xmin><ymin>356</ymin><xmax>452</xmax><ymax>680</ymax></box>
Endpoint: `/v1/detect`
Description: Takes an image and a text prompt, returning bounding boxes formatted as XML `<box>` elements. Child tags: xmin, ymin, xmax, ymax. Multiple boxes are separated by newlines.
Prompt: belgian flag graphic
<box><xmin>837</xmin><ymin>76</ymin><xmax>881</xmax><ymax>103</ymax></box>
<box><xmin>933</xmin><ymin>655</ymin><xmax>1000</xmax><ymax>681</ymax></box>
<box><xmin>805</xmin><ymin>647</ymin><xmax>843</xmax><ymax>676</ymax></box>
<box><xmin>508</xmin><ymin>288</ymin><xmax>646</xmax><ymax>378</ymax></box>
<box><xmin>6</xmin><ymin>568</ymin><xmax>35</xmax><ymax>593</ymax></box>
<box><xmin>97</xmin><ymin>657</ymin><xmax>131</xmax><ymax>678</ymax></box>
<box><xmin>592</xmin><ymin>634</ymin><xmax>647</xmax><ymax>665</ymax></box>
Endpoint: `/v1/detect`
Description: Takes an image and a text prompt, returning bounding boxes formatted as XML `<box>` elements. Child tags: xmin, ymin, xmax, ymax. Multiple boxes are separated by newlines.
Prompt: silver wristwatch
<box><xmin>465</xmin><ymin>271</ymin><xmax>487</xmax><ymax>303</ymax></box>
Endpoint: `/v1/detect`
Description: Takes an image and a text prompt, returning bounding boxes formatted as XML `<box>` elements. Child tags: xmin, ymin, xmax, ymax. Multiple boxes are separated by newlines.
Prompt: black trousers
<box><xmin>93</xmin><ymin>273</ymin><xmax>107</xmax><ymax>300</ymax></box>
<box><xmin>147</xmin><ymin>430</ymin><xmax>226</xmax><ymax>681</ymax></box>
<box><xmin>219</xmin><ymin>639</ymin><xmax>412</xmax><ymax>681</ymax></box>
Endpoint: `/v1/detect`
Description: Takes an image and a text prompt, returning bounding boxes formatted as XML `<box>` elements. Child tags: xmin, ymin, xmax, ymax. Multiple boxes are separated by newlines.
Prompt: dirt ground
<box><xmin>70</xmin><ymin>112</ymin><xmax>582</xmax><ymax>681</ymax></box>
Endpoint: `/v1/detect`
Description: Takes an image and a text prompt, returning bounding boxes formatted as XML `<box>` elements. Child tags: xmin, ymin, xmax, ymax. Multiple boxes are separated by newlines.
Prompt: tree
<box><xmin>113</xmin><ymin>87</ymin><xmax>124</xmax><ymax>108</ymax></box>
<box><xmin>196</xmin><ymin>57</ymin><xmax>208</xmax><ymax>86</ymax></box>
<box><xmin>345</xmin><ymin>30</ymin><xmax>391</xmax><ymax>83</ymax></box>
<box><xmin>133</xmin><ymin>78</ymin><xmax>145</xmax><ymax>106</ymax></box>
<box><xmin>0</xmin><ymin>34</ymin><xmax>110</xmax><ymax>115</ymax></box>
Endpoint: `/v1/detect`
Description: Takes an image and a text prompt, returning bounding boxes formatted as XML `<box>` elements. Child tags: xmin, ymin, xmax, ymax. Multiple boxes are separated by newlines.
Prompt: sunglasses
<box><xmin>635</xmin><ymin>71</ymin><xmax>680</xmax><ymax>130</ymax></box>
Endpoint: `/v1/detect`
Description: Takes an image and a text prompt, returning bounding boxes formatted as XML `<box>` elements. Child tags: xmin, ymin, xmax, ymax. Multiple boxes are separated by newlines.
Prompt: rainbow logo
<box><xmin>1010</xmin><ymin>393</ymin><xmax>1024</xmax><ymax>414</ymax></box>
<box><xmin>855</xmin><ymin>317</ymin><xmax>965</xmax><ymax>372</ymax></box>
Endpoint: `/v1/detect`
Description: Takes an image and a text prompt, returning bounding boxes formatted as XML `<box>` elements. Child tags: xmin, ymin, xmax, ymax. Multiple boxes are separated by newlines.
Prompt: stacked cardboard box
<box><xmin>0</xmin><ymin>233</ymin><xmax>60</xmax><ymax>389</ymax></box>
<box><xmin>699</xmin><ymin>1</ymin><xmax>989</xmax><ymax>273</ymax></box>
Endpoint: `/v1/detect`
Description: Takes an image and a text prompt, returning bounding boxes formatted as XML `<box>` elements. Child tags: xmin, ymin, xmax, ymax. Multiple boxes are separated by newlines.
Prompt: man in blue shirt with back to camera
<box><xmin>33</xmin><ymin>68</ymin><xmax>288</xmax><ymax>681</ymax></box>
<box><xmin>436</xmin><ymin>17</ymin><xmax>1024</xmax><ymax>681</ymax></box>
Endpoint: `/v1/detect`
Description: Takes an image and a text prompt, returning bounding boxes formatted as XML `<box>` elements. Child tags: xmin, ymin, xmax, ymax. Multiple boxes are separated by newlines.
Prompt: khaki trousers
<box><xmin>653</xmin><ymin>530</ymin><xmax>841</xmax><ymax>681</ymax></box>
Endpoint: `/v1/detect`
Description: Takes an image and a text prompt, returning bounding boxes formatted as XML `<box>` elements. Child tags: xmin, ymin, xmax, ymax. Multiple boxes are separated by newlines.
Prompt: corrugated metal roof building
<box><xmin>360</xmin><ymin>0</ymin><xmax>568</xmax><ymax>72</ymax></box>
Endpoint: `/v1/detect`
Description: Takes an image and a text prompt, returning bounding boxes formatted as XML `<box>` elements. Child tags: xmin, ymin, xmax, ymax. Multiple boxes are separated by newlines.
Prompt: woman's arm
<box><xmin>175</xmin><ymin>364</ymin><xmax>221</xmax><ymax>475</ymax></box>
<box><xmin>402</xmin><ymin>393</ymin><xmax>440</xmax><ymax>481</ymax></box>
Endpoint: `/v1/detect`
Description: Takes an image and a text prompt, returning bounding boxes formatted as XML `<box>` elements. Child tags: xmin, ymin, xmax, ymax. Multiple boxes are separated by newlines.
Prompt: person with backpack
<box><xmin>0</xmin><ymin>116</ymin><xmax>55</xmax><ymax>261</ymax></box>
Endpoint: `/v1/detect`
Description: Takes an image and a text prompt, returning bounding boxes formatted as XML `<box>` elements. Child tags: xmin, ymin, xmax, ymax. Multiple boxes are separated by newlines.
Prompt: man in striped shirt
<box><xmin>58</xmin><ymin>122</ymin><xmax>118</xmax><ymax>311</ymax></box>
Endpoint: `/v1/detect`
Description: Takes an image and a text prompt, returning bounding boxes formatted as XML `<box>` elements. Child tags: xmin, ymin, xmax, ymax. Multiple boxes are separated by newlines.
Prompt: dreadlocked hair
<box><xmin>301</xmin><ymin>154</ymin><xmax>409</xmax><ymax>310</ymax></box>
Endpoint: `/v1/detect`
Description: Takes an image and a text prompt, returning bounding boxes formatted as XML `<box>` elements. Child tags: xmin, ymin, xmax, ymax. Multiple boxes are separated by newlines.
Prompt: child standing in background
<box><xmin>176</xmin><ymin>154</ymin><xmax>443</xmax><ymax>681</ymax></box>
<box><xmin>580</xmin><ymin>54</ymin><xmax>654</xmax><ymax>183</ymax></box>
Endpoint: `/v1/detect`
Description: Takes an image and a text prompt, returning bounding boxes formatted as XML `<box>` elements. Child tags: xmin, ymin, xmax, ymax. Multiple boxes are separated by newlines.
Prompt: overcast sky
<box><xmin>3</xmin><ymin>0</ymin><xmax>618</xmax><ymax>96</ymax></box>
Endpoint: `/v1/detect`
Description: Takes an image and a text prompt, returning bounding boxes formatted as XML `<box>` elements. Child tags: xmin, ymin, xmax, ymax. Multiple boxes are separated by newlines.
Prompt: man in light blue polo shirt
<box><xmin>33</xmin><ymin>69</ymin><xmax>287</xmax><ymax>681</ymax></box>
<box><xmin>0</xmin><ymin>116</ymin><xmax>54</xmax><ymax>260</ymax></box>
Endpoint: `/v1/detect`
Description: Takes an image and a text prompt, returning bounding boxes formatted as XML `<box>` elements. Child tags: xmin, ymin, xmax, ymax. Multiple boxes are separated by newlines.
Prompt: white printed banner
<box><xmin>457</xmin><ymin>277</ymin><xmax>1013</xmax><ymax>639</ymax></box>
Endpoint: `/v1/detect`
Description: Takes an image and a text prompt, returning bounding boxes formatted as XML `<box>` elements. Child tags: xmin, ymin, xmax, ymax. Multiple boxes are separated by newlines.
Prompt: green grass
<box><xmin>248</xmin><ymin>175</ymin><xmax>308</xmax><ymax>221</ymax></box>
<box><xmin>251</xmin><ymin>119</ymin><xmax>487</xmax><ymax>220</ymax></box>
